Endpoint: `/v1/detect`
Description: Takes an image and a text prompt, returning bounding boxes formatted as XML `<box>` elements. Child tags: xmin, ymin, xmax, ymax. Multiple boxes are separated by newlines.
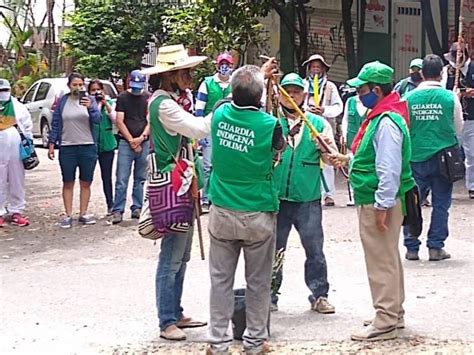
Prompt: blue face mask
<box><xmin>131</xmin><ymin>87</ymin><xmax>142</xmax><ymax>95</ymax></box>
<box><xmin>218</xmin><ymin>64</ymin><xmax>232</xmax><ymax>77</ymax></box>
<box><xmin>360</xmin><ymin>90</ymin><xmax>378</xmax><ymax>109</ymax></box>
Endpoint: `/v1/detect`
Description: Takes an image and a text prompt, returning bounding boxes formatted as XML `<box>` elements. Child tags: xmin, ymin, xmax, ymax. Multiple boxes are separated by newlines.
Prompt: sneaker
<box><xmin>347</xmin><ymin>200</ymin><xmax>355</xmax><ymax>207</ymax></box>
<box><xmin>112</xmin><ymin>212</ymin><xmax>123</xmax><ymax>225</ymax></box>
<box><xmin>363</xmin><ymin>318</ymin><xmax>405</xmax><ymax>329</ymax></box>
<box><xmin>201</xmin><ymin>203</ymin><xmax>210</xmax><ymax>214</ymax></box>
<box><xmin>351</xmin><ymin>324</ymin><xmax>398</xmax><ymax>341</ymax></box>
<box><xmin>60</xmin><ymin>216</ymin><xmax>73</xmax><ymax>229</ymax></box>
<box><xmin>270</xmin><ymin>302</ymin><xmax>278</xmax><ymax>312</ymax></box>
<box><xmin>106</xmin><ymin>208</ymin><xmax>113</xmax><ymax>216</ymax></box>
<box><xmin>131</xmin><ymin>209</ymin><xmax>141</xmax><ymax>219</ymax></box>
<box><xmin>429</xmin><ymin>248</ymin><xmax>451</xmax><ymax>261</ymax></box>
<box><xmin>311</xmin><ymin>296</ymin><xmax>335</xmax><ymax>314</ymax></box>
<box><xmin>0</xmin><ymin>216</ymin><xmax>5</xmax><ymax>227</ymax></box>
<box><xmin>324</xmin><ymin>197</ymin><xmax>335</xmax><ymax>207</ymax></box>
<box><xmin>11</xmin><ymin>213</ymin><xmax>29</xmax><ymax>227</ymax></box>
<box><xmin>78</xmin><ymin>214</ymin><xmax>96</xmax><ymax>225</ymax></box>
<box><xmin>405</xmin><ymin>250</ymin><xmax>419</xmax><ymax>261</ymax></box>
<box><xmin>469</xmin><ymin>190</ymin><xmax>474</xmax><ymax>199</ymax></box>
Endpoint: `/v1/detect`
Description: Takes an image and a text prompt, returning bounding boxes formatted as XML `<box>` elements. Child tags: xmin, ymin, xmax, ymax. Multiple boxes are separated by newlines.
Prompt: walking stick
<box><xmin>187</xmin><ymin>141</ymin><xmax>205</xmax><ymax>260</ymax></box>
<box><xmin>454</xmin><ymin>0</ymin><xmax>466</xmax><ymax>90</ymax></box>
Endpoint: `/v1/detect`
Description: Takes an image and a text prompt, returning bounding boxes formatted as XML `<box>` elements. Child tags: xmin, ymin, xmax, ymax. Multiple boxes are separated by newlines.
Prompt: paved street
<box><xmin>1</xmin><ymin>148</ymin><xmax>473</xmax><ymax>354</ymax></box>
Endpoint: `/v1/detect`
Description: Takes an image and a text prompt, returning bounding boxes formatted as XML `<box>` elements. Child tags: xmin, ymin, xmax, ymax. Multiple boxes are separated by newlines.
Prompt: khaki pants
<box><xmin>358</xmin><ymin>200</ymin><xmax>405</xmax><ymax>330</ymax></box>
<box><xmin>207</xmin><ymin>205</ymin><xmax>276</xmax><ymax>353</ymax></box>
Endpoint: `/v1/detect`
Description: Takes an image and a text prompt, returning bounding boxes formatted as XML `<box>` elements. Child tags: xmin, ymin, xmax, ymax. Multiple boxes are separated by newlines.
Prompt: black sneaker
<box><xmin>469</xmin><ymin>190</ymin><xmax>474</xmax><ymax>199</ymax></box>
<box><xmin>131</xmin><ymin>209</ymin><xmax>141</xmax><ymax>219</ymax></box>
<box><xmin>405</xmin><ymin>250</ymin><xmax>419</xmax><ymax>260</ymax></box>
<box><xmin>112</xmin><ymin>212</ymin><xmax>123</xmax><ymax>224</ymax></box>
<box><xmin>201</xmin><ymin>203</ymin><xmax>210</xmax><ymax>214</ymax></box>
<box><xmin>429</xmin><ymin>248</ymin><xmax>451</xmax><ymax>261</ymax></box>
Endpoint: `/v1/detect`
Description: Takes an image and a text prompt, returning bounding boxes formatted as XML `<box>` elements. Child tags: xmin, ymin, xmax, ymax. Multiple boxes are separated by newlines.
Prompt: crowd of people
<box><xmin>0</xmin><ymin>40</ymin><xmax>473</xmax><ymax>354</ymax></box>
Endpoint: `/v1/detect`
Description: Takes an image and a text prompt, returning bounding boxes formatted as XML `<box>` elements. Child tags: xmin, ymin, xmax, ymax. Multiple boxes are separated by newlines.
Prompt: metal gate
<box><xmin>392</xmin><ymin>2</ymin><xmax>422</xmax><ymax>81</ymax></box>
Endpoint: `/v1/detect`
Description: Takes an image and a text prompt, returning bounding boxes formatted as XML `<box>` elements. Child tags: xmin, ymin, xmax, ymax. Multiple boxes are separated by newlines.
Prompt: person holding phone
<box><xmin>88</xmin><ymin>79</ymin><xmax>117</xmax><ymax>215</ymax></box>
<box><xmin>48</xmin><ymin>72</ymin><xmax>101</xmax><ymax>229</ymax></box>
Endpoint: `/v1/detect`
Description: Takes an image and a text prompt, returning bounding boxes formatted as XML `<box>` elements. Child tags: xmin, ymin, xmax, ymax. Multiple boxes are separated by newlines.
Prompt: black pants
<box><xmin>98</xmin><ymin>150</ymin><xmax>115</xmax><ymax>210</ymax></box>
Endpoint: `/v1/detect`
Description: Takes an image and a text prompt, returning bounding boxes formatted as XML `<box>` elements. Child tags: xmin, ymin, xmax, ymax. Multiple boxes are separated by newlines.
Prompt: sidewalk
<box><xmin>0</xmin><ymin>149</ymin><xmax>473</xmax><ymax>354</ymax></box>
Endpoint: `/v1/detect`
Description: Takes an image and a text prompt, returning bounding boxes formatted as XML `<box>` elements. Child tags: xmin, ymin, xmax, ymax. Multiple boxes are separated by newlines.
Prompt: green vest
<box><xmin>149</xmin><ymin>94</ymin><xmax>204</xmax><ymax>186</ymax></box>
<box><xmin>404</xmin><ymin>87</ymin><xmax>458</xmax><ymax>162</ymax></box>
<box><xmin>203</xmin><ymin>76</ymin><xmax>232</xmax><ymax>115</ymax></box>
<box><xmin>350</xmin><ymin>112</ymin><xmax>415</xmax><ymax>209</ymax></box>
<box><xmin>274</xmin><ymin>113</ymin><xmax>325</xmax><ymax>202</ymax></box>
<box><xmin>94</xmin><ymin>99</ymin><xmax>117</xmax><ymax>153</ymax></box>
<box><xmin>346</xmin><ymin>96</ymin><xmax>366</xmax><ymax>149</ymax></box>
<box><xmin>208</xmin><ymin>102</ymin><xmax>279</xmax><ymax>212</ymax></box>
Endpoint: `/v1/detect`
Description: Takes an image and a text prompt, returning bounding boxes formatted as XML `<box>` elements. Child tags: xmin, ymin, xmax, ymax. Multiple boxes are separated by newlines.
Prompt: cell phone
<box><xmin>459</xmin><ymin>87</ymin><xmax>467</xmax><ymax>92</ymax></box>
<box><xmin>78</xmin><ymin>89</ymin><xmax>87</xmax><ymax>101</ymax></box>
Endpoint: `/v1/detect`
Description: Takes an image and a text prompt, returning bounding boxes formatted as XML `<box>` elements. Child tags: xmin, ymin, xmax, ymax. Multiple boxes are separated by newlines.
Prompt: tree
<box><xmin>61</xmin><ymin>0</ymin><xmax>164</xmax><ymax>81</ymax></box>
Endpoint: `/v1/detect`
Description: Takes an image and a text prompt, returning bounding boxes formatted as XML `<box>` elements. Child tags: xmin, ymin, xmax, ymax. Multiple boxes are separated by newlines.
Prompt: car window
<box><xmin>23</xmin><ymin>83</ymin><xmax>38</xmax><ymax>103</ymax></box>
<box><xmin>102</xmin><ymin>83</ymin><xmax>117</xmax><ymax>99</ymax></box>
<box><xmin>35</xmin><ymin>82</ymin><xmax>51</xmax><ymax>101</ymax></box>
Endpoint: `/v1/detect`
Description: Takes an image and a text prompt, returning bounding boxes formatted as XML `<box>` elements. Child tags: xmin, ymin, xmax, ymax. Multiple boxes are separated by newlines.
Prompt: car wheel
<box><xmin>41</xmin><ymin>120</ymin><xmax>50</xmax><ymax>148</ymax></box>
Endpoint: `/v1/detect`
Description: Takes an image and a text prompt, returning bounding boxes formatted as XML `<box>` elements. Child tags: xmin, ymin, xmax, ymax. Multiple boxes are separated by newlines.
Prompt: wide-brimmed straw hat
<box><xmin>302</xmin><ymin>54</ymin><xmax>331</xmax><ymax>70</ymax></box>
<box><xmin>444</xmin><ymin>42</ymin><xmax>470</xmax><ymax>64</ymax></box>
<box><xmin>141</xmin><ymin>44</ymin><xmax>207</xmax><ymax>75</ymax></box>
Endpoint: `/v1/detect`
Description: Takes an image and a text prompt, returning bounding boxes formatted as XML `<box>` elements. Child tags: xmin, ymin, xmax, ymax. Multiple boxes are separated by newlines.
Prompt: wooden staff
<box><xmin>454</xmin><ymin>0</ymin><xmax>466</xmax><ymax>90</ymax></box>
<box><xmin>187</xmin><ymin>141</ymin><xmax>205</xmax><ymax>260</ymax></box>
<box><xmin>275</xmin><ymin>78</ymin><xmax>335</xmax><ymax>154</ymax></box>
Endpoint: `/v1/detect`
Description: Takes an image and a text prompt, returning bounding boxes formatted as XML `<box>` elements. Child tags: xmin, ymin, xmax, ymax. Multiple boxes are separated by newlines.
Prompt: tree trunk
<box><xmin>342</xmin><ymin>0</ymin><xmax>357</xmax><ymax>77</ymax></box>
<box><xmin>421</xmin><ymin>1</ymin><xmax>443</xmax><ymax>58</ymax></box>
<box><xmin>440</xmin><ymin>0</ymin><xmax>449</xmax><ymax>51</ymax></box>
<box><xmin>295</xmin><ymin>4</ymin><xmax>308</xmax><ymax>75</ymax></box>
<box><xmin>357</xmin><ymin>0</ymin><xmax>367</xmax><ymax>69</ymax></box>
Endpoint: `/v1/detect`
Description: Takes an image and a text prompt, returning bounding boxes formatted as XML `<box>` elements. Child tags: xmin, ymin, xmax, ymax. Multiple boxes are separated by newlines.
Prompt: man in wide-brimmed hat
<box><xmin>442</xmin><ymin>42</ymin><xmax>474</xmax><ymax>199</ymax></box>
<box><xmin>302</xmin><ymin>54</ymin><xmax>343</xmax><ymax>207</ymax></box>
<box><xmin>140</xmin><ymin>44</ymin><xmax>210</xmax><ymax>341</ymax></box>
<box><xmin>140</xmin><ymin>44</ymin><xmax>279</xmax><ymax>342</ymax></box>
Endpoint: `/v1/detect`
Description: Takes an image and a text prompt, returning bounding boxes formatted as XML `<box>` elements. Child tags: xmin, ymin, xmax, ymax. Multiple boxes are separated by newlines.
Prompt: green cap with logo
<box><xmin>347</xmin><ymin>61</ymin><xmax>394</xmax><ymax>88</ymax></box>
<box><xmin>280</xmin><ymin>73</ymin><xmax>305</xmax><ymax>89</ymax></box>
<box><xmin>409</xmin><ymin>58</ymin><xmax>423</xmax><ymax>69</ymax></box>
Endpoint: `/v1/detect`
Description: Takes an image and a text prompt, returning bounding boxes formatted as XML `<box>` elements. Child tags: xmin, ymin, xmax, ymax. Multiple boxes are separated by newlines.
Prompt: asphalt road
<box><xmin>1</xmin><ymin>149</ymin><xmax>473</xmax><ymax>354</ymax></box>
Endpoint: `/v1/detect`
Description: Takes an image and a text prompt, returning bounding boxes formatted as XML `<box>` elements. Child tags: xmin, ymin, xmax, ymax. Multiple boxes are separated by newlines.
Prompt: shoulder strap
<box><xmin>14</xmin><ymin>124</ymin><xmax>26</xmax><ymax>140</ymax></box>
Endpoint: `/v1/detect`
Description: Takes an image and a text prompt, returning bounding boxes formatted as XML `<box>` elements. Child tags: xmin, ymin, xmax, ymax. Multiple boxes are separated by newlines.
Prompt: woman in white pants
<box><xmin>0</xmin><ymin>78</ymin><xmax>32</xmax><ymax>227</ymax></box>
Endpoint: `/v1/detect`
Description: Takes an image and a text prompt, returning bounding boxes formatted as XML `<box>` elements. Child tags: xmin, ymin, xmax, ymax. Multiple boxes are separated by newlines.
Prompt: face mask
<box><xmin>0</xmin><ymin>92</ymin><xmax>11</xmax><ymax>102</ymax></box>
<box><xmin>131</xmin><ymin>88</ymin><xmax>142</xmax><ymax>95</ymax></box>
<box><xmin>410</xmin><ymin>72</ymin><xmax>422</xmax><ymax>82</ymax></box>
<box><xmin>360</xmin><ymin>90</ymin><xmax>378</xmax><ymax>109</ymax></box>
<box><xmin>218</xmin><ymin>64</ymin><xmax>232</xmax><ymax>76</ymax></box>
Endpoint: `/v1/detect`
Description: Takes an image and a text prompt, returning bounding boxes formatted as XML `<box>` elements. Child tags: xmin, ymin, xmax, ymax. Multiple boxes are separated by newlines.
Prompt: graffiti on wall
<box><xmin>307</xmin><ymin>16</ymin><xmax>348</xmax><ymax>67</ymax></box>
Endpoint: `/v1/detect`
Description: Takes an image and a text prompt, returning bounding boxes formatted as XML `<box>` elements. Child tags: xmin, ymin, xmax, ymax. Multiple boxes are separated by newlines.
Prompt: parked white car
<box><xmin>21</xmin><ymin>78</ymin><xmax>118</xmax><ymax>148</ymax></box>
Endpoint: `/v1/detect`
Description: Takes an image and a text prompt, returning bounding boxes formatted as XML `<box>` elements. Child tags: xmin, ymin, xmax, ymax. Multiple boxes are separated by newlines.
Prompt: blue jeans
<box><xmin>271</xmin><ymin>199</ymin><xmax>329</xmax><ymax>305</ymax></box>
<box><xmin>112</xmin><ymin>139</ymin><xmax>149</xmax><ymax>213</ymax></box>
<box><xmin>200</xmin><ymin>137</ymin><xmax>212</xmax><ymax>204</ymax></box>
<box><xmin>156</xmin><ymin>228</ymin><xmax>193</xmax><ymax>330</ymax></box>
<box><xmin>404</xmin><ymin>154</ymin><xmax>453</xmax><ymax>251</ymax></box>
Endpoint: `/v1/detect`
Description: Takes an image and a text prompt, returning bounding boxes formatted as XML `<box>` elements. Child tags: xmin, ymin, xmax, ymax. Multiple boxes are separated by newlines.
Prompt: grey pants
<box><xmin>207</xmin><ymin>205</ymin><xmax>276</xmax><ymax>353</ymax></box>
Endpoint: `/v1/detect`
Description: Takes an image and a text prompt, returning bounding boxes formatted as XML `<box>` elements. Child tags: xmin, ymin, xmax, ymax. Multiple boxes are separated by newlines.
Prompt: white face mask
<box><xmin>0</xmin><ymin>91</ymin><xmax>11</xmax><ymax>102</ymax></box>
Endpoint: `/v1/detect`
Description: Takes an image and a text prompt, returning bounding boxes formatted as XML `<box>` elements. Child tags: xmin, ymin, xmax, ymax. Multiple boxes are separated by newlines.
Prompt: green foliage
<box><xmin>162</xmin><ymin>0</ymin><xmax>272</xmax><ymax>59</ymax></box>
<box><xmin>62</xmin><ymin>0</ymin><xmax>164</xmax><ymax>80</ymax></box>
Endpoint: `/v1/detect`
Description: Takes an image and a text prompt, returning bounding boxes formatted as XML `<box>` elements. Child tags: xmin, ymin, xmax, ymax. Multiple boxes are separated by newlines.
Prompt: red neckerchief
<box><xmin>350</xmin><ymin>92</ymin><xmax>409</xmax><ymax>153</ymax></box>
<box><xmin>176</xmin><ymin>90</ymin><xmax>192</xmax><ymax>113</ymax></box>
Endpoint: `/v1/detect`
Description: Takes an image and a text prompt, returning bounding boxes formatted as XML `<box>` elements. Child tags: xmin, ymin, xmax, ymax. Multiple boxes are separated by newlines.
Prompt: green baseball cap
<box><xmin>280</xmin><ymin>73</ymin><xmax>305</xmax><ymax>89</ymax></box>
<box><xmin>347</xmin><ymin>61</ymin><xmax>394</xmax><ymax>87</ymax></box>
<box><xmin>409</xmin><ymin>58</ymin><xmax>423</xmax><ymax>69</ymax></box>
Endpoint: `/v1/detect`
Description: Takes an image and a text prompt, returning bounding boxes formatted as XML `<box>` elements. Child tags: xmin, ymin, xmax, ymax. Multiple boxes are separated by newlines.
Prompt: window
<box><xmin>102</xmin><ymin>83</ymin><xmax>117</xmax><ymax>99</ymax></box>
<box><xmin>35</xmin><ymin>82</ymin><xmax>51</xmax><ymax>101</ymax></box>
<box><xmin>23</xmin><ymin>83</ymin><xmax>38</xmax><ymax>103</ymax></box>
